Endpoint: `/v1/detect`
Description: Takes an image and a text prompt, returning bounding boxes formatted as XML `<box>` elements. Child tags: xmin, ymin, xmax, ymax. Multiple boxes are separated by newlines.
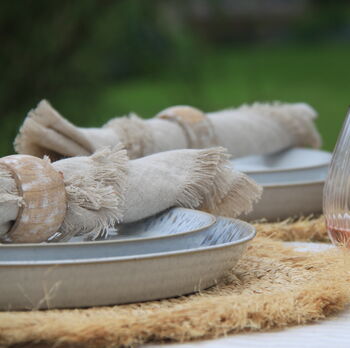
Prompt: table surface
<box><xmin>148</xmin><ymin>242</ymin><xmax>350</xmax><ymax>348</ymax></box>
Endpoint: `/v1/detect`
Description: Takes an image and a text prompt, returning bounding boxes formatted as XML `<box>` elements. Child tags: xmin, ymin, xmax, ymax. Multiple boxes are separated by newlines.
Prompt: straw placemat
<box><xmin>1</xmin><ymin>217</ymin><xmax>349</xmax><ymax>348</ymax></box>
<box><xmin>254</xmin><ymin>215</ymin><xmax>329</xmax><ymax>242</ymax></box>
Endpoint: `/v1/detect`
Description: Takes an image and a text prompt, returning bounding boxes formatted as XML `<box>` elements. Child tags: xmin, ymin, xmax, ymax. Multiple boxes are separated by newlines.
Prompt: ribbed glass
<box><xmin>323</xmin><ymin>108</ymin><xmax>350</xmax><ymax>247</ymax></box>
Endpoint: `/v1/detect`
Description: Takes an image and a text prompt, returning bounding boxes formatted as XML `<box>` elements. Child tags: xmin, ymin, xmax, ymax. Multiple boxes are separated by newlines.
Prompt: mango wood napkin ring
<box><xmin>156</xmin><ymin>105</ymin><xmax>218</xmax><ymax>148</ymax></box>
<box><xmin>0</xmin><ymin>155</ymin><xmax>67</xmax><ymax>243</ymax></box>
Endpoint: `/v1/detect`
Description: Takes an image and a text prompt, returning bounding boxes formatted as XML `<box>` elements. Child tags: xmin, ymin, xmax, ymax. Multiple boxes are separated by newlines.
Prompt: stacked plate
<box><xmin>3</xmin><ymin>147</ymin><xmax>325</xmax><ymax>309</ymax></box>
<box><xmin>0</xmin><ymin>208</ymin><xmax>256</xmax><ymax>310</ymax></box>
<box><xmin>231</xmin><ymin>147</ymin><xmax>332</xmax><ymax>221</ymax></box>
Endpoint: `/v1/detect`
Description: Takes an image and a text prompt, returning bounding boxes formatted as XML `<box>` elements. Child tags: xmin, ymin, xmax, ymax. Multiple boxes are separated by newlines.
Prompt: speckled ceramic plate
<box><xmin>231</xmin><ymin>147</ymin><xmax>331</xmax><ymax>185</ymax></box>
<box><xmin>0</xmin><ymin>208</ymin><xmax>215</xmax><ymax>262</ymax></box>
<box><xmin>241</xmin><ymin>180</ymin><xmax>325</xmax><ymax>221</ymax></box>
<box><xmin>231</xmin><ymin>148</ymin><xmax>331</xmax><ymax>221</ymax></box>
<box><xmin>231</xmin><ymin>148</ymin><xmax>332</xmax><ymax>185</ymax></box>
<box><xmin>0</xmin><ymin>217</ymin><xmax>255</xmax><ymax>310</ymax></box>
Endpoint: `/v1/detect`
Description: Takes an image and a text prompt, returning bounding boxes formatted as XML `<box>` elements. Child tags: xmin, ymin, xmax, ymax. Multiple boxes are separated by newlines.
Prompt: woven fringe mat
<box><xmin>1</xmin><ymin>216</ymin><xmax>350</xmax><ymax>348</ymax></box>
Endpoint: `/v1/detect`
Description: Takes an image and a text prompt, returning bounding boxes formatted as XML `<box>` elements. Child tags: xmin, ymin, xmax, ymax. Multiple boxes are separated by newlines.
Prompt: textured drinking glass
<box><xmin>323</xmin><ymin>108</ymin><xmax>350</xmax><ymax>247</ymax></box>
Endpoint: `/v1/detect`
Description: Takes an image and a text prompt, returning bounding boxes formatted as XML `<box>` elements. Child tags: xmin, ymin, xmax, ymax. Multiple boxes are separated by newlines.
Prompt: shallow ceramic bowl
<box><xmin>242</xmin><ymin>180</ymin><xmax>324</xmax><ymax>221</ymax></box>
<box><xmin>231</xmin><ymin>148</ymin><xmax>331</xmax><ymax>185</ymax></box>
<box><xmin>232</xmin><ymin>148</ymin><xmax>330</xmax><ymax>221</ymax></box>
<box><xmin>0</xmin><ymin>217</ymin><xmax>255</xmax><ymax>310</ymax></box>
<box><xmin>0</xmin><ymin>208</ymin><xmax>215</xmax><ymax>262</ymax></box>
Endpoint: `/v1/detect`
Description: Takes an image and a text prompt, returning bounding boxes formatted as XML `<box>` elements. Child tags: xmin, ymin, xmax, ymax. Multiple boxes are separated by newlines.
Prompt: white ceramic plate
<box><xmin>0</xmin><ymin>208</ymin><xmax>215</xmax><ymax>262</ymax></box>
<box><xmin>0</xmin><ymin>217</ymin><xmax>255</xmax><ymax>310</ymax></box>
<box><xmin>242</xmin><ymin>180</ymin><xmax>324</xmax><ymax>221</ymax></box>
<box><xmin>232</xmin><ymin>148</ymin><xmax>331</xmax><ymax>221</ymax></box>
<box><xmin>231</xmin><ymin>148</ymin><xmax>331</xmax><ymax>185</ymax></box>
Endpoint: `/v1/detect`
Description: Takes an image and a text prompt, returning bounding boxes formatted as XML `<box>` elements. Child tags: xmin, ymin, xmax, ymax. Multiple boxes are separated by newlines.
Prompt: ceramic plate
<box><xmin>0</xmin><ymin>217</ymin><xmax>255</xmax><ymax>310</ymax></box>
<box><xmin>242</xmin><ymin>180</ymin><xmax>324</xmax><ymax>221</ymax></box>
<box><xmin>0</xmin><ymin>208</ymin><xmax>215</xmax><ymax>262</ymax></box>
<box><xmin>232</xmin><ymin>148</ymin><xmax>331</xmax><ymax>221</ymax></box>
<box><xmin>231</xmin><ymin>148</ymin><xmax>331</xmax><ymax>185</ymax></box>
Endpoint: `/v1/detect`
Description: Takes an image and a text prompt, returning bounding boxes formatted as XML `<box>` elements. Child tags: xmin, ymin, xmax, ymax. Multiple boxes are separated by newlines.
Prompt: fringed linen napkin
<box><xmin>0</xmin><ymin>146</ymin><xmax>261</xmax><ymax>243</ymax></box>
<box><xmin>15</xmin><ymin>100</ymin><xmax>321</xmax><ymax>160</ymax></box>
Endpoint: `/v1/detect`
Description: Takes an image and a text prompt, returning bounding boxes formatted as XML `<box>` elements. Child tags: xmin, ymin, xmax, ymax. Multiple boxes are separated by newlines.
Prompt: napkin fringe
<box><xmin>57</xmin><ymin>145</ymin><xmax>128</xmax><ymax>241</ymax></box>
<box><xmin>177</xmin><ymin>147</ymin><xmax>262</xmax><ymax>217</ymax></box>
<box><xmin>176</xmin><ymin>148</ymin><xmax>225</xmax><ymax>209</ymax></box>
<box><xmin>206</xmin><ymin>169</ymin><xmax>263</xmax><ymax>217</ymax></box>
<box><xmin>14</xmin><ymin>100</ymin><xmax>93</xmax><ymax>159</ymax></box>
<box><xmin>14</xmin><ymin>114</ymin><xmax>49</xmax><ymax>158</ymax></box>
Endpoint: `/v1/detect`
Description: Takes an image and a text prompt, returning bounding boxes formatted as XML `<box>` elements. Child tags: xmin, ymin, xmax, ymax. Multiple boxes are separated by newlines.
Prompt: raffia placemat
<box><xmin>1</xmin><ymin>216</ymin><xmax>349</xmax><ymax>348</ymax></box>
<box><xmin>254</xmin><ymin>215</ymin><xmax>329</xmax><ymax>242</ymax></box>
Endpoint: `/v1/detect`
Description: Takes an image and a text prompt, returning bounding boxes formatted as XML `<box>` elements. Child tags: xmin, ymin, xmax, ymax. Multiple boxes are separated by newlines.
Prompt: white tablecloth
<box><xmin>149</xmin><ymin>242</ymin><xmax>350</xmax><ymax>348</ymax></box>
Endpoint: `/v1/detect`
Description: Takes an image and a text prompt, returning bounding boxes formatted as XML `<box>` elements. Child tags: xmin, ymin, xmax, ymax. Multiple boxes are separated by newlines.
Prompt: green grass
<box><xmin>3</xmin><ymin>42</ymin><xmax>350</xmax><ymax>155</ymax></box>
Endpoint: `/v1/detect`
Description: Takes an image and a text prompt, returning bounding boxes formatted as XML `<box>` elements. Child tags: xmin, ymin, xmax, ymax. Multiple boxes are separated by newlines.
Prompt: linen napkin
<box><xmin>15</xmin><ymin>100</ymin><xmax>321</xmax><ymax>160</ymax></box>
<box><xmin>0</xmin><ymin>146</ymin><xmax>261</xmax><ymax>243</ymax></box>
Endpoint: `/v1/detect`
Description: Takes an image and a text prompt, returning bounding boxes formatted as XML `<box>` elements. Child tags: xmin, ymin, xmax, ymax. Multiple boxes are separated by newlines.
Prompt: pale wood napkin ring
<box><xmin>156</xmin><ymin>105</ymin><xmax>218</xmax><ymax>148</ymax></box>
<box><xmin>0</xmin><ymin>155</ymin><xmax>67</xmax><ymax>243</ymax></box>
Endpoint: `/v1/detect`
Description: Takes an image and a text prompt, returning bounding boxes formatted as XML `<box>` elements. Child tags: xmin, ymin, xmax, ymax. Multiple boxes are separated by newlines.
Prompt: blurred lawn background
<box><xmin>1</xmin><ymin>0</ymin><xmax>350</xmax><ymax>156</ymax></box>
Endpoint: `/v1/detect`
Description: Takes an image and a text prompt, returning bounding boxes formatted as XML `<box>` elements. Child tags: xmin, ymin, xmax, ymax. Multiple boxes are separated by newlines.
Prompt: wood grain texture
<box><xmin>0</xmin><ymin>155</ymin><xmax>66</xmax><ymax>243</ymax></box>
<box><xmin>156</xmin><ymin>105</ymin><xmax>218</xmax><ymax>148</ymax></box>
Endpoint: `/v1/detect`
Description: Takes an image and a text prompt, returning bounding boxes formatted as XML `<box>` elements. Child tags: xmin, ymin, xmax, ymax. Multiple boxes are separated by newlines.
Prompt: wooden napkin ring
<box><xmin>156</xmin><ymin>105</ymin><xmax>217</xmax><ymax>148</ymax></box>
<box><xmin>0</xmin><ymin>155</ymin><xmax>67</xmax><ymax>243</ymax></box>
<box><xmin>157</xmin><ymin>105</ymin><xmax>206</xmax><ymax>124</ymax></box>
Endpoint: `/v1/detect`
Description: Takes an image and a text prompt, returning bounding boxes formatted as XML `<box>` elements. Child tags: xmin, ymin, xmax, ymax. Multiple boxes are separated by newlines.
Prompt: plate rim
<box><xmin>262</xmin><ymin>179</ymin><xmax>325</xmax><ymax>189</ymax></box>
<box><xmin>231</xmin><ymin>148</ymin><xmax>331</xmax><ymax>174</ymax></box>
<box><xmin>0</xmin><ymin>218</ymin><xmax>256</xmax><ymax>266</ymax></box>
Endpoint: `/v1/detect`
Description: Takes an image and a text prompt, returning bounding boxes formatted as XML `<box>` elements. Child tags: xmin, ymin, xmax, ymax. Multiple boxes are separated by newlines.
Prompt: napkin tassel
<box><xmin>177</xmin><ymin>147</ymin><xmax>262</xmax><ymax>217</ymax></box>
<box><xmin>53</xmin><ymin>145</ymin><xmax>128</xmax><ymax>241</ymax></box>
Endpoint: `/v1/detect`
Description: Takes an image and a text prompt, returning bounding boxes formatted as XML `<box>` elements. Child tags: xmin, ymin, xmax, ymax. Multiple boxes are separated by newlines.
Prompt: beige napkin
<box><xmin>0</xmin><ymin>146</ymin><xmax>261</xmax><ymax>242</ymax></box>
<box><xmin>15</xmin><ymin>100</ymin><xmax>321</xmax><ymax>160</ymax></box>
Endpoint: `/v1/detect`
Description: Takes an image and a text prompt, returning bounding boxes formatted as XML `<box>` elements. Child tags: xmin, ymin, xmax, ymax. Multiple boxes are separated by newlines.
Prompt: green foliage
<box><xmin>0</xmin><ymin>1</ymin><xmax>349</xmax><ymax>156</ymax></box>
<box><xmin>48</xmin><ymin>43</ymin><xmax>350</xmax><ymax>154</ymax></box>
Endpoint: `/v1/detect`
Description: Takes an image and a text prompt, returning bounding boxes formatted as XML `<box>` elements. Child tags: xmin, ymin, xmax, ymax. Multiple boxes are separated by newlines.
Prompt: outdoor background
<box><xmin>1</xmin><ymin>0</ymin><xmax>349</xmax><ymax>156</ymax></box>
